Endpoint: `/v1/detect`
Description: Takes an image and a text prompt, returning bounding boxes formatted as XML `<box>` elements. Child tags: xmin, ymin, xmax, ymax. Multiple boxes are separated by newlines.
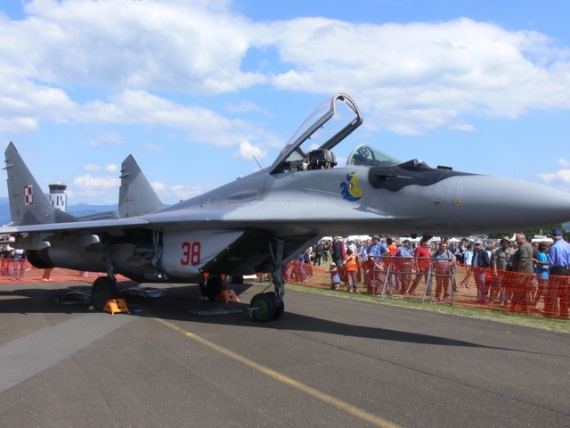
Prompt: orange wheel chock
<box><xmin>103</xmin><ymin>298</ymin><xmax>130</xmax><ymax>315</ymax></box>
<box><xmin>214</xmin><ymin>290</ymin><xmax>240</xmax><ymax>303</ymax></box>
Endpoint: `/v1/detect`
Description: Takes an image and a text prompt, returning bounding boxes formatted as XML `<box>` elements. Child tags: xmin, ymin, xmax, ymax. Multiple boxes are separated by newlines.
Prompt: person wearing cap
<box><xmin>546</xmin><ymin>228</ymin><xmax>570</xmax><ymax>319</ymax></box>
<box><xmin>490</xmin><ymin>237</ymin><xmax>515</xmax><ymax>305</ymax></box>
<box><xmin>432</xmin><ymin>241</ymin><xmax>456</xmax><ymax>302</ymax></box>
<box><xmin>368</xmin><ymin>235</ymin><xmax>387</xmax><ymax>259</ymax></box>
<box><xmin>329</xmin><ymin>262</ymin><xmax>340</xmax><ymax>290</ymax></box>
<box><xmin>510</xmin><ymin>233</ymin><xmax>534</xmax><ymax>313</ymax></box>
<box><xmin>472</xmin><ymin>239</ymin><xmax>491</xmax><ymax>304</ymax></box>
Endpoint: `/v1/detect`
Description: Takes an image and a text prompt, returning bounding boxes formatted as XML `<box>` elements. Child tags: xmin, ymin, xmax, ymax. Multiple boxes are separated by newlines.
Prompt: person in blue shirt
<box><xmin>368</xmin><ymin>235</ymin><xmax>386</xmax><ymax>258</ymax></box>
<box><xmin>460</xmin><ymin>243</ymin><xmax>474</xmax><ymax>289</ymax></box>
<box><xmin>546</xmin><ymin>228</ymin><xmax>570</xmax><ymax>319</ymax></box>
<box><xmin>532</xmin><ymin>242</ymin><xmax>549</xmax><ymax>312</ymax></box>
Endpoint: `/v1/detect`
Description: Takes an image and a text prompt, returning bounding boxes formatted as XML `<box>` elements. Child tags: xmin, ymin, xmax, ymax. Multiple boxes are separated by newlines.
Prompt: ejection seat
<box><xmin>308</xmin><ymin>149</ymin><xmax>337</xmax><ymax>170</ymax></box>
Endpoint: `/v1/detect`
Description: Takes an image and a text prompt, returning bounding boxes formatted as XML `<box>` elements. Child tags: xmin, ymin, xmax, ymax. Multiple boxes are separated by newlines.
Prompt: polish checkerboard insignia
<box><xmin>24</xmin><ymin>185</ymin><xmax>33</xmax><ymax>205</ymax></box>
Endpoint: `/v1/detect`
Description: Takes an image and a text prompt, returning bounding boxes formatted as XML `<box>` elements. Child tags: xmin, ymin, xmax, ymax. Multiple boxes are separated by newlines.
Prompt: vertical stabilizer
<box><xmin>119</xmin><ymin>155</ymin><xmax>163</xmax><ymax>217</ymax></box>
<box><xmin>4</xmin><ymin>142</ymin><xmax>77</xmax><ymax>225</ymax></box>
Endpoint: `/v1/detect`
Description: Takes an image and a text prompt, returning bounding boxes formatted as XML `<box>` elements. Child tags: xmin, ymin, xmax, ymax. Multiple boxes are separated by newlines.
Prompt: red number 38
<box><xmin>181</xmin><ymin>242</ymin><xmax>201</xmax><ymax>265</ymax></box>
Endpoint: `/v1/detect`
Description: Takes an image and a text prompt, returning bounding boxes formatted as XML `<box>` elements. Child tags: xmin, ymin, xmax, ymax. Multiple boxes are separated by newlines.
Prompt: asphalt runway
<box><xmin>0</xmin><ymin>280</ymin><xmax>569</xmax><ymax>428</ymax></box>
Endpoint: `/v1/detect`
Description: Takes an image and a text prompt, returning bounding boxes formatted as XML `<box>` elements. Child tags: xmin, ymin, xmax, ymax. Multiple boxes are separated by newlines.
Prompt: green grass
<box><xmin>285</xmin><ymin>283</ymin><xmax>570</xmax><ymax>333</ymax></box>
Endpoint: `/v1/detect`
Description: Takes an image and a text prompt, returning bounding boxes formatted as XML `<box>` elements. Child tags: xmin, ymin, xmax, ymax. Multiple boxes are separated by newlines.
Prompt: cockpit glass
<box><xmin>346</xmin><ymin>144</ymin><xmax>401</xmax><ymax>167</ymax></box>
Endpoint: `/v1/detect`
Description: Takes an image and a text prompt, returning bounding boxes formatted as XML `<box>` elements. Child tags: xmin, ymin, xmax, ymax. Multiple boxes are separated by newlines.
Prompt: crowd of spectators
<box><xmin>288</xmin><ymin>229</ymin><xmax>570</xmax><ymax>319</ymax></box>
<box><xmin>0</xmin><ymin>234</ymin><xmax>28</xmax><ymax>281</ymax></box>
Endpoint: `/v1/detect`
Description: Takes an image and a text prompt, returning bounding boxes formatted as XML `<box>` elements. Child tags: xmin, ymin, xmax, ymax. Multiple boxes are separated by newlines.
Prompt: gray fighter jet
<box><xmin>3</xmin><ymin>94</ymin><xmax>570</xmax><ymax>321</ymax></box>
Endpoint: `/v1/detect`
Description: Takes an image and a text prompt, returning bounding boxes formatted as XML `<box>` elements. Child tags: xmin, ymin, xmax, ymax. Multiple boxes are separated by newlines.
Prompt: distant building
<box><xmin>46</xmin><ymin>183</ymin><xmax>67</xmax><ymax>212</ymax></box>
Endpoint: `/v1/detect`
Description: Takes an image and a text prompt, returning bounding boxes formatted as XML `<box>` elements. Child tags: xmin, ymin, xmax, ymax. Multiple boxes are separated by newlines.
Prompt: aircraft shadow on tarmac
<box><xmin>0</xmin><ymin>281</ymin><xmax>560</xmax><ymax>357</ymax></box>
<box><xmin>137</xmin><ymin>284</ymin><xmax>540</xmax><ymax>351</ymax></box>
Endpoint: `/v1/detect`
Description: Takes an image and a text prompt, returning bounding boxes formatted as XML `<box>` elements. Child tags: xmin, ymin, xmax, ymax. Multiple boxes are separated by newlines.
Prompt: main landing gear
<box><xmin>91</xmin><ymin>276</ymin><xmax>118</xmax><ymax>311</ymax></box>
<box><xmin>199</xmin><ymin>275</ymin><xmax>225</xmax><ymax>301</ymax></box>
<box><xmin>249</xmin><ymin>239</ymin><xmax>286</xmax><ymax>322</ymax></box>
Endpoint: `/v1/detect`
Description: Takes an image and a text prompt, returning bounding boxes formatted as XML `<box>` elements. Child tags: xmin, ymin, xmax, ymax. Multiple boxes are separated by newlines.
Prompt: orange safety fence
<box><xmin>3</xmin><ymin>257</ymin><xmax>569</xmax><ymax>320</ymax></box>
<box><xmin>0</xmin><ymin>258</ymin><xmax>129</xmax><ymax>283</ymax></box>
<box><xmin>281</xmin><ymin>258</ymin><xmax>570</xmax><ymax>320</ymax></box>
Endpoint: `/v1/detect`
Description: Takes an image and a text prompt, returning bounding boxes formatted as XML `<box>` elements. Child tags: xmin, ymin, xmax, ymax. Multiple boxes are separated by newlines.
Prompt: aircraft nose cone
<box><xmin>455</xmin><ymin>176</ymin><xmax>570</xmax><ymax>233</ymax></box>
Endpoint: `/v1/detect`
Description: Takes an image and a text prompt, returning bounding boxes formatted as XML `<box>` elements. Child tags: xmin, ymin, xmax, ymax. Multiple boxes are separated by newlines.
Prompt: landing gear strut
<box><xmin>249</xmin><ymin>239</ymin><xmax>285</xmax><ymax>322</ymax></box>
<box><xmin>91</xmin><ymin>241</ymin><xmax>119</xmax><ymax>311</ymax></box>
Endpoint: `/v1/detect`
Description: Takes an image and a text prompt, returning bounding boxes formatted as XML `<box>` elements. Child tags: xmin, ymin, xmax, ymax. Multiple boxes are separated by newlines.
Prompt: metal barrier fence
<box><xmin>282</xmin><ymin>257</ymin><xmax>570</xmax><ymax>320</ymax></box>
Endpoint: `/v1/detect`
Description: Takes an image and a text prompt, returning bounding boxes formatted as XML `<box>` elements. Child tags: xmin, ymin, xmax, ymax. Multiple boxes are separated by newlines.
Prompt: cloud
<box><xmin>537</xmin><ymin>169</ymin><xmax>570</xmax><ymax>183</ymax></box>
<box><xmin>235</xmin><ymin>140</ymin><xmax>268</xmax><ymax>160</ymax></box>
<box><xmin>15</xmin><ymin>0</ymin><xmax>264</xmax><ymax>93</ymax></box>
<box><xmin>0</xmin><ymin>1</ymin><xmax>570</xmax><ymax>139</ymax></box>
<box><xmin>225</xmin><ymin>100</ymin><xmax>271</xmax><ymax>116</ymax></box>
<box><xmin>151</xmin><ymin>181</ymin><xmax>202</xmax><ymax>201</ymax></box>
<box><xmin>73</xmin><ymin>174</ymin><xmax>120</xmax><ymax>190</ymax></box>
<box><xmin>260</xmin><ymin>17</ymin><xmax>570</xmax><ymax>134</ymax></box>
<box><xmin>83</xmin><ymin>163</ymin><xmax>100</xmax><ymax>172</ymax></box>
<box><xmin>82</xmin><ymin>163</ymin><xmax>119</xmax><ymax>173</ymax></box>
<box><xmin>537</xmin><ymin>158</ymin><xmax>570</xmax><ymax>184</ymax></box>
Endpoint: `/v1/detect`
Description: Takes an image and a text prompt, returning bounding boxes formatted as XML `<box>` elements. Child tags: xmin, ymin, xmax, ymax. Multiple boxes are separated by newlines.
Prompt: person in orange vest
<box><xmin>344</xmin><ymin>248</ymin><xmax>359</xmax><ymax>293</ymax></box>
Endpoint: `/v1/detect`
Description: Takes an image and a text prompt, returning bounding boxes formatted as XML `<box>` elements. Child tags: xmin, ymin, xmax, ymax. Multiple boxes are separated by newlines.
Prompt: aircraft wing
<box><xmin>1</xmin><ymin>216</ymin><xmax>150</xmax><ymax>234</ymax></box>
<box><xmin>141</xmin><ymin>199</ymin><xmax>391</xmax><ymax>236</ymax></box>
<box><xmin>1</xmin><ymin>197</ymin><xmax>388</xmax><ymax>237</ymax></box>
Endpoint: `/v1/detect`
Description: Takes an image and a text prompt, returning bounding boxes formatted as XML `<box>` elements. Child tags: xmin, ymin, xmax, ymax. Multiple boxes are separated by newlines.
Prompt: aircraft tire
<box><xmin>203</xmin><ymin>275</ymin><xmax>224</xmax><ymax>301</ymax></box>
<box><xmin>91</xmin><ymin>276</ymin><xmax>118</xmax><ymax>311</ymax></box>
<box><xmin>250</xmin><ymin>293</ymin><xmax>277</xmax><ymax>322</ymax></box>
<box><xmin>267</xmin><ymin>292</ymin><xmax>285</xmax><ymax>320</ymax></box>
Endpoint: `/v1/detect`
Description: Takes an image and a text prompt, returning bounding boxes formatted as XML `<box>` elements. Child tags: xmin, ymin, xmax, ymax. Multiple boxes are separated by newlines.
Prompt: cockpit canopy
<box><xmin>346</xmin><ymin>144</ymin><xmax>400</xmax><ymax>168</ymax></box>
<box><xmin>270</xmin><ymin>94</ymin><xmax>362</xmax><ymax>174</ymax></box>
<box><xmin>269</xmin><ymin>93</ymin><xmax>422</xmax><ymax>174</ymax></box>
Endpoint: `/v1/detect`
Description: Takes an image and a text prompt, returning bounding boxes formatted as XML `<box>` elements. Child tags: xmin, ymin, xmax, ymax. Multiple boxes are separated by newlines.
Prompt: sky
<box><xmin>1</xmin><ymin>0</ymin><xmax>570</xmax><ymax>205</ymax></box>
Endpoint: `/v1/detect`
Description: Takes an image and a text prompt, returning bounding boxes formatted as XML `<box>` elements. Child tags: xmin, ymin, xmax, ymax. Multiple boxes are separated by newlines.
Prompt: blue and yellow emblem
<box><xmin>340</xmin><ymin>172</ymin><xmax>363</xmax><ymax>201</ymax></box>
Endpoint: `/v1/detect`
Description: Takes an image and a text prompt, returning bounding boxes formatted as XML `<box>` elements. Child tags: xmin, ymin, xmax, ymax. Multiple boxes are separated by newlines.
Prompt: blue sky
<box><xmin>1</xmin><ymin>0</ymin><xmax>570</xmax><ymax>205</ymax></box>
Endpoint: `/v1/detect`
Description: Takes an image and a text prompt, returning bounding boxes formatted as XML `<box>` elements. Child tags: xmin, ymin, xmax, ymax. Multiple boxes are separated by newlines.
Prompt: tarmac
<box><xmin>1</xmin><ymin>280</ymin><xmax>569</xmax><ymax>427</ymax></box>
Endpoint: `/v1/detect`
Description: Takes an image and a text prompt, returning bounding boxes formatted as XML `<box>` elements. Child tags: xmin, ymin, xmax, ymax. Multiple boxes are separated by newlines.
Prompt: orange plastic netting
<box><xmin>3</xmin><ymin>258</ymin><xmax>568</xmax><ymax>319</ymax></box>
<box><xmin>281</xmin><ymin>259</ymin><xmax>569</xmax><ymax>319</ymax></box>
<box><xmin>0</xmin><ymin>259</ymin><xmax>128</xmax><ymax>283</ymax></box>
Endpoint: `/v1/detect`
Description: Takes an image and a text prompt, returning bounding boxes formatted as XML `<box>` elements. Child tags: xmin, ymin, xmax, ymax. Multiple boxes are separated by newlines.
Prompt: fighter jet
<box><xmin>3</xmin><ymin>93</ymin><xmax>570</xmax><ymax>321</ymax></box>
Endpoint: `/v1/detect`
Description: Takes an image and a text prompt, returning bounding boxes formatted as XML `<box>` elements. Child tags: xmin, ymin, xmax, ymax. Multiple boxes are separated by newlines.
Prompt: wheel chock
<box><xmin>103</xmin><ymin>298</ymin><xmax>130</xmax><ymax>315</ymax></box>
<box><xmin>214</xmin><ymin>290</ymin><xmax>240</xmax><ymax>303</ymax></box>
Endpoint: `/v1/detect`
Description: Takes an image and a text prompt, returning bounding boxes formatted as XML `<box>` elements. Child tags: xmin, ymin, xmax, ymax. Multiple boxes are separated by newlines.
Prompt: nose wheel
<box><xmin>249</xmin><ymin>292</ymin><xmax>284</xmax><ymax>322</ymax></box>
<box><xmin>248</xmin><ymin>238</ymin><xmax>286</xmax><ymax>322</ymax></box>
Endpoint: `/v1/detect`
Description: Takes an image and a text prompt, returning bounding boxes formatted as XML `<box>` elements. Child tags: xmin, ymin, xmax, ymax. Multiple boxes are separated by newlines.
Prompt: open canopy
<box><xmin>269</xmin><ymin>93</ymin><xmax>363</xmax><ymax>174</ymax></box>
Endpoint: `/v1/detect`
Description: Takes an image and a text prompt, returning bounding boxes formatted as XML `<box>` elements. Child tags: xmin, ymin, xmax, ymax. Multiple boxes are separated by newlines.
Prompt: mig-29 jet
<box><xmin>3</xmin><ymin>94</ymin><xmax>570</xmax><ymax>321</ymax></box>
